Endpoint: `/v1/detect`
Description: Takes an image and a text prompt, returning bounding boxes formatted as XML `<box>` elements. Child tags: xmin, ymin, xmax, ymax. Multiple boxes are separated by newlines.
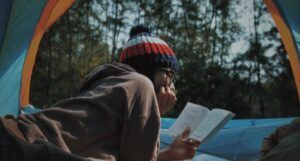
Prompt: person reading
<box><xmin>0</xmin><ymin>25</ymin><xmax>200</xmax><ymax>161</ymax></box>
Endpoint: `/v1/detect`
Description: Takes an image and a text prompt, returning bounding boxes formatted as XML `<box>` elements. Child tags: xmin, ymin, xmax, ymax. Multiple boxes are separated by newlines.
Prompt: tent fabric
<box><xmin>0</xmin><ymin>0</ymin><xmax>75</xmax><ymax>116</ymax></box>
<box><xmin>160</xmin><ymin>117</ymin><xmax>295</xmax><ymax>161</ymax></box>
<box><xmin>21</xmin><ymin>104</ymin><xmax>41</xmax><ymax>114</ymax></box>
<box><xmin>20</xmin><ymin>106</ymin><xmax>296</xmax><ymax>161</ymax></box>
<box><xmin>264</xmin><ymin>0</ymin><xmax>300</xmax><ymax>99</ymax></box>
<box><xmin>0</xmin><ymin>0</ymin><xmax>13</xmax><ymax>46</ymax></box>
<box><xmin>0</xmin><ymin>1</ymin><xmax>299</xmax><ymax>160</ymax></box>
<box><xmin>185</xmin><ymin>153</ymin><xmax>231</xmax><ymax>161</ymax></box>
<box><xmin>0</xmin><ymin>0</ymin><xmax>48</xmax><ymax>115</ymax></box>
<box><xmin>20</xmin><ymin>0</ymin><xmax>75</xmax><ymax>108</ymax></box>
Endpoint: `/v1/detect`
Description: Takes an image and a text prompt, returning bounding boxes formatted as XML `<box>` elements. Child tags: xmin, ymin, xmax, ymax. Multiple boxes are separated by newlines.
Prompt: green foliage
<box><xmin>31</xmin><ymin>0</ymin><xmax>299</xmax><ymax>118</ymax></box>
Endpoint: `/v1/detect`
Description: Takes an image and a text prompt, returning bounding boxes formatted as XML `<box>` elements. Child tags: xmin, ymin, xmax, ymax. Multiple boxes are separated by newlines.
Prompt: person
<box><xmin>260</xmin><ymin>118</ymin><xmax>300</xmax><ymax>161</ymax></box>
<box><xmin>0</xmin><ymin>25</ymin><xmax>200</xmax><ymax>161</ymax></box>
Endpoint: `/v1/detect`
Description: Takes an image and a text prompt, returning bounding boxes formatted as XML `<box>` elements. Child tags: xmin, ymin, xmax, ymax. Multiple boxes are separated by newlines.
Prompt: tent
<box><xmin>160</xmin><ymin>117</ymin><xmax>295</xmax><ymax>161</ymax></box>
<box><xmin>0</xmin><ymin>0</ymin><xmax>299</xmax><ymax>161</ymax></box>
<box><xmin>264</xmin><ymin>0</ymin><xmax>300</xmax><ymax>100</ymax></box>
<box><xmin>0</xmin><ymin>0</ymin><xmax>75</xmax><ymax>115</ymax></box>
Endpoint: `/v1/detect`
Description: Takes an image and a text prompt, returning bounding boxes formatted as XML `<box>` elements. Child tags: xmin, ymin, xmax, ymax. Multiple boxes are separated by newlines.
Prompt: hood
<box><xmin>79</xmin><ymin>63</ymin><xmax>136</xmax><ymax>92</ymax></box>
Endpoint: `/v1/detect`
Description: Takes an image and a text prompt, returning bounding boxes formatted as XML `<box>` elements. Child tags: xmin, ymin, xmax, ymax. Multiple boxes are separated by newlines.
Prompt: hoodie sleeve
<box><xmin>119</xmin><ymin>73</ymin><xmax>161</xmax><ymax>161</ymax></box>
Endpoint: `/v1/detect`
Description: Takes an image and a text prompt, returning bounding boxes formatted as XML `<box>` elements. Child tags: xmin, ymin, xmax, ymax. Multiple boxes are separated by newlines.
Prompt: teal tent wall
<box><xmin>0</xmin><ymin>0</ymin><xmax>47</xmax><ymax>115</ymax></box>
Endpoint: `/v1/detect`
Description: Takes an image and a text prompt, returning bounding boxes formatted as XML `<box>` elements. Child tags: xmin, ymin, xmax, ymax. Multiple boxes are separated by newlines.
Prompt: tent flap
<box><xmin>264</xmin><ymin>0</ymin><xmax>300</xmax><ymax>99</ymax></box>
<box><xmin>0</xmin><ymin>0</ymin><xmax>75</xmax><ymax>116</ymax></box>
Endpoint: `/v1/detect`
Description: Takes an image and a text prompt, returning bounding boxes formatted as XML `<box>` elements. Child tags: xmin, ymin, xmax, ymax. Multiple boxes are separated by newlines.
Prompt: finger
<box><xmin>160</xmin><ymin>87</ymin><xmax>173</xmax><ymax>109</ymax></box>
<box><xmin>170</xmin><ymin>90</ymin><xmax>177</xmax><ymax>105</ymax></box>
<box><xmin>167</xmin><ymin>98</ymin><xmax>176</xmax><ymax>110</ymax></box>
<box><xmin>193</xmin><ymin>146</ymin><xmax>198</xmax><ymax>151</ymax></box>
<box><xmin>165</xmin><ymin>86</ymin><xmax>173</xmax><ymax>102</ymax></box>
<box><xmin>170</xmin><ymin>87</ymin><xmax>176</xmax><ymax>97</ymax></box>
<box><xmin>183</xmin><ymin>140</ymin><xmax>200</xmax><ymax>151</ymax></box>
<box><xmin>157</xmin><ymin>87</ymin><xmax>167</xmax><ymax>101</ymax></box>
<box><xmin>166</xmin><ymin>86</ymin><xmax>172</xmax><ymax>95</ymax></box>
<box><xmin>167</xmin><ymin>85</ymin><xmax>177</xmax><ymax>100</ymax></box>
<box><xmin>186</xmin><ymin>139</ymin><xmax>201</xmax><ymax>146</ymax></box>
<box><xmin>180</xmin><ymin>127</ymin><xmax>191</xmax><ymax>139</ymax></box>
<box><xmin>166</xmin><ymin>86</ymin><xmax>177</xmax><ymax>101</ymax></box>
<box><xmin>157</xmin><ymin>87</ymin><xmax>168</xmax><ymax>109</ymax></box>
<box><xmin>185</xmin><ymin>146</ymin><xmax>197</xmax><ymax>159</ymax></box>
<box><xmin>160</xmin><ymin>86</ymin><xmax>166</xmax><ymax>95</ymax></box>
<box><xmin>164</xmin><ymin>77</ymin><xmax>171</xmax><ymax>87</ymax></box>
<box><xmin>169</xmin><ymin>87</ymin><xmax>176</xmax><ymax>99</ymax></box>
<box><xmin>170</xmin><ymin>83</ymin><xmax>176</xmax><ymax>92</ymax></box>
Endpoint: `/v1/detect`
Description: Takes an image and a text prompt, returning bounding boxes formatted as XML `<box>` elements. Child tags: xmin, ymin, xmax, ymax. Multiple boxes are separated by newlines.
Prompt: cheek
<box><xmin>154</xmin><ymin>77</ymin><xmax>162</xmax><ymax>91</ymax></box>
<box><xmin>154</xmin><ymin>85</ymin><xmax>160</xmax><ymax>93</ymax></box>
<box><xmin>154</xmin><ymin>74</ymin><xmax>167</xmax><ymax>86</ymax></box>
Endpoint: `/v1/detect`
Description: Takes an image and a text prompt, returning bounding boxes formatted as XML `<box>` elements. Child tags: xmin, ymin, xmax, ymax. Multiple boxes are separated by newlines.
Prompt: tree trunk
<box><xmin>111</xmin><ymin>0</ymin><xmax>119</xmax><ymax>63</ymax></box>
<box><xmin>253</xmin><ymin>0</ymin><xmax>265</xmax><ymax>117</ymax></box>
<box><xmin>67</xmin><ymin>10</ymin><xmax>74</xmax><ymax>96</ymax></box>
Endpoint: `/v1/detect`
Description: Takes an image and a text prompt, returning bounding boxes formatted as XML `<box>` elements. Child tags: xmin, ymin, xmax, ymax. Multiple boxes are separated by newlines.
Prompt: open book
<box><xmin>169</xmin><ymin>102</ymin><xmax>235</xmax><ymax>143</ymax></box>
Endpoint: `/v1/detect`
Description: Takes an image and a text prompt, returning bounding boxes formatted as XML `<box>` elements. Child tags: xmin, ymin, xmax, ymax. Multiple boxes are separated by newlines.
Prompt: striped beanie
<box><xmin>119</xmin><ymin>25</ymin><xmax>178</xmax><ymax>80</ymax></box>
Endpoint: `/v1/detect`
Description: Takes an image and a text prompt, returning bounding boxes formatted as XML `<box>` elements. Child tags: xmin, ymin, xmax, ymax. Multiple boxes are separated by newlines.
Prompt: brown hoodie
<box><xmin>0</xmin><ymin>63</ymin><xmax>161</xmax><ymax>161</ymax></box>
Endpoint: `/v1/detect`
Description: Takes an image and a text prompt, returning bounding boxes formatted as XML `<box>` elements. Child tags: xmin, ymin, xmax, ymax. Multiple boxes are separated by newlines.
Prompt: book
<box><xmin>168</xmin><ymin>102</ymin><xmax>235</xmax><ymax>143</ymax></box>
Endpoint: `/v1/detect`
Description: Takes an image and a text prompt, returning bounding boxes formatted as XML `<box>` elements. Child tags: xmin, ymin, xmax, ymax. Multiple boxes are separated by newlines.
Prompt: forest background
<box><xmin>31</xmin><ymin>0</ymin><xmax>300</xmax><ymax>118</ymax></box>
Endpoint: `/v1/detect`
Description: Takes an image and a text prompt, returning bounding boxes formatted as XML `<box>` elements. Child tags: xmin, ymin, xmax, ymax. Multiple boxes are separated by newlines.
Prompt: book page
<box><xmin>189</xmin><ymin>109</ymin><xmax>234</xmax><ymax>143</ymax></box>
<box><xmin>169</xmin><ymin>102</ymin><xmax>210</xmax><ymax>137</ymax></box>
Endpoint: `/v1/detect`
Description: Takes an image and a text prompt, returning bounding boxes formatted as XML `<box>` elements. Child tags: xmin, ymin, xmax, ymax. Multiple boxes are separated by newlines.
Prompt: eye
<box><xmin>155</xmin><ymin>68</ymin><xmax>176</xmax><ymax>86</ymax></box>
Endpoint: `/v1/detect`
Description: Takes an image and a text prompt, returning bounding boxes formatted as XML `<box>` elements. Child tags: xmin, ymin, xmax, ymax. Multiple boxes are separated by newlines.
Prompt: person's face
<box><xmin>154</xmin><ymin>68</ymin><xmax>176</xmax><ymax>91</ymax></box>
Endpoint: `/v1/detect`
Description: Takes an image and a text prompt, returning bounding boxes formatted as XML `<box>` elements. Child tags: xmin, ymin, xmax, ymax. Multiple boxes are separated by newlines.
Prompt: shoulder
<box><xmin>126</xmin><ymin>72</ymin><xmax>155</xmax><ymax>94</ymax></box>
<box><xmin>123</xmin><ymin>72</ymin><xmax>160</xmax><ymax>118</ymax></box>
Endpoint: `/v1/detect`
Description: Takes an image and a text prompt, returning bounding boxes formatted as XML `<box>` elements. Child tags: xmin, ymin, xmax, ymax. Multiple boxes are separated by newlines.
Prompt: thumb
<box><xmin>180</xmin><ymin>127</ymin><xmax>191</xmax><ymax>139</ymax></box>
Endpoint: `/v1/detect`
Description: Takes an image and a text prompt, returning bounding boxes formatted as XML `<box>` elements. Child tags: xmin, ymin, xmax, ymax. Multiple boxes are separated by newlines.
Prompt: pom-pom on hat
<box><xmin>119</xmin><ymin>25</ymin><xmax>178</xmax><ymax>80</ymax></box>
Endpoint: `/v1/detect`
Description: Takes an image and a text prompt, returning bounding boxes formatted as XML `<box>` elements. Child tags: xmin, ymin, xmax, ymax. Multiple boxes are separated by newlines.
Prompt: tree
<box><xmin>31</xmin><ymin>0</ymin><xmax>299</xmax><ymax>118</ymax></box>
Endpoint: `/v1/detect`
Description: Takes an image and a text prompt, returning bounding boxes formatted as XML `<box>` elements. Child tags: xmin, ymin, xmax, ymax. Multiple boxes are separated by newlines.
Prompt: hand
<box><xmin>158</xmin><ymin>127</ymin><xmax>201</xmax><ymax>161</ymax></box>
<box><xmin>156</xmin><ymin>83</ymin><xmax>177</xmax><ymax>114</ymax></box>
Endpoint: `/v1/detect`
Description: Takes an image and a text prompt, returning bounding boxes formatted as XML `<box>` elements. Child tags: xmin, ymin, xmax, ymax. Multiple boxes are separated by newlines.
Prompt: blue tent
<box><xmin>160</xmin><ymin>117</ymin><xmax>294</xmax><ymax>161</ymax></box>
<box><xmin>0</xmin><ymin>0</ymin><xmax>75</xmax><ymax>115</ymax></box>
<box><xmin>0</xmin><ymin>0</ymin><xmax>299</xmax><ymax>161</ymax></box>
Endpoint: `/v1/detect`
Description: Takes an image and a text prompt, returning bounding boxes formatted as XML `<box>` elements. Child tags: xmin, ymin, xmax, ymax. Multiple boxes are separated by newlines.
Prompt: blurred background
<box><xmin>30</xmin><ymin>0</ymin><xmax>299</xmax><ymax>118</ymax></box>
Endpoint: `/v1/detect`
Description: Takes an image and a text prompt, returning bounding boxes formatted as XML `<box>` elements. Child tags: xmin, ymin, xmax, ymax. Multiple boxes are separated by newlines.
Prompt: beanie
<box><xmin>119</xmin><ymin>25</ymin><xmax>178</xmax><ymax>80</ymax></box>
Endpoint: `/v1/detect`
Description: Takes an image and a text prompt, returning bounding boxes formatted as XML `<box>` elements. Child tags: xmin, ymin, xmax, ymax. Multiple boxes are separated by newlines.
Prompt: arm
<box><xmin>32</xmin><ymin>140</ymin><xmax>118</xmax><ymax>161</ymax></box>
<box><xmin>156</xmin><ymin>83</ymin><xmax>200</xmax><ymax>161</ymax></box>
<box><xmin>156</xmin><ymin>83</ymin><xmax>177</xmax><ymax>114</ymax></box>
<box><xmin>119</xmin><ymin>75</ymin><xmax>161</xmax><ymax>161</ymax></box>
<box><xmin>158</xmin><ymin>128</ymin><xmax>200</xmax><ymax>161</ymax></box>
